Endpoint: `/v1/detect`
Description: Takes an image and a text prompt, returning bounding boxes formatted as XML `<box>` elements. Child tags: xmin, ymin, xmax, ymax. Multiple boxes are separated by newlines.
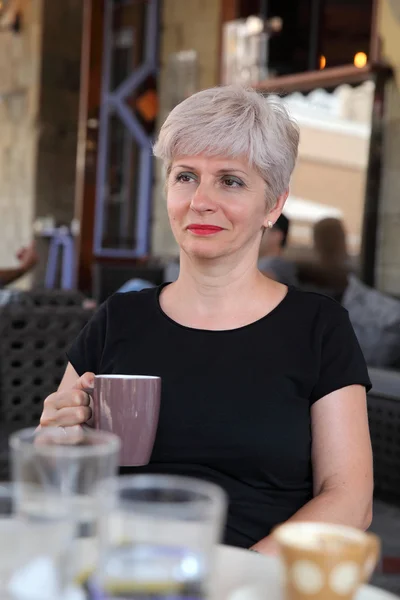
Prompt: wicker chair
<box><xmin>368</xmin><ymin>367</ymin><xmax>400</xmax><ymax>504</ymax></box>
<box><xmin>12</xmin><ymin>289</ymin><xmax>86</xmax><ymax>307</ymax></box>
<box><xmin>367</xmin><ymin>368</ymin><xmax>400</xmax><ymax>592</ymax></box>
<box><xmin>0</xmin><ymin>304</ymin><xmax>94</xmax><ymax>479</ymax></box>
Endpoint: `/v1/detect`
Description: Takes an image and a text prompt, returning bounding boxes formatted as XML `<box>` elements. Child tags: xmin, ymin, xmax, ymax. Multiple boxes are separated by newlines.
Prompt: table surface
<box><xmin>74</xmin><ymin>541</ymin><xmax>400</xmax><ymax>600</ymax></box>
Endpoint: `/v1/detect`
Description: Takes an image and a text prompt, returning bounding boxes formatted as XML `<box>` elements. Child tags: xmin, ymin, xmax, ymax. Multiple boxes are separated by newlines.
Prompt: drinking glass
<box><xmin>91</xmin><ymin>474</ymin><xmax>227</xmax><ymax>599</ymax></box>
<box><xmin>0</xmin><ymin>482</ymin><xmax>69</xmax><ymax>600</ymax></box>
<box><xmin>0</xmin><ymin>483</ymin><xmax>20</xmax><ymax>599</ymax></box>
<box><xmin>10</xmin><ymin>427</ymin><xmax>121</xmax><ymax>587</ymax></box>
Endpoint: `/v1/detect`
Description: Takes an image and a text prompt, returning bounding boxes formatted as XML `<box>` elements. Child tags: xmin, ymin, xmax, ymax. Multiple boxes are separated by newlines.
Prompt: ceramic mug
<box><xmin>273</xmin><ymin>521</ymin><xmax>380</xmax><ymax>600</ymax></box>
<box><xmin>86</xmin><ymin>375</ymin><xmax>161</xmax><ymax>467</ymax></box>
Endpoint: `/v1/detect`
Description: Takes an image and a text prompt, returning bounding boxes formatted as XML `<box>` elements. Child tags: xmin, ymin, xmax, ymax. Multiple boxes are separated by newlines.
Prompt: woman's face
<box><xmin>167</xmin><ymin>154</ymin><xmax>283</xmax><ymax>261</ymax></box>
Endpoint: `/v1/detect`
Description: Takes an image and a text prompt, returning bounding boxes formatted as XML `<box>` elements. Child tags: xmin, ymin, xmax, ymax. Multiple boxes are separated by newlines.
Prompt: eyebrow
<box><xmin>173</xmin><ymin>164</ymin><xmax>248</xmax><ymax>176</ymax></box>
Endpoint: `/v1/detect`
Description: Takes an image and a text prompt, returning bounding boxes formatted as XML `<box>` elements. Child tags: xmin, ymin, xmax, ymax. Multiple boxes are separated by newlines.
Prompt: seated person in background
<box><xmin>117</xmin><ymin>259</ymin><xmax>180</xmax><ymax>293</ymax></box>
<box><xmin>258</xmin><ymin>214</ymin><xmax>298</xmax><ymax>286</ymax></box>
<box><xmin>297</xmin><ymin>218</ymin><xmax>352</xmax><ymax>301</ymax></box>
<box><xmin>314</xmin><ymin>217</ymin><xmax>355</xmax><ymax>272</ymax></box>
<box><xmin>39</xmin><ymin>86</ymin><xmax>373</xmax><ymax>554</ymax></box>
<box><xmin>117</xmin><ymin>278</ymin><xmax>155</xmax><ymax>293</ymax></box>
<box><xmin>0</xmin><ymin>242</ymin><xmax>38</xmax><ymax>288</ymax></box>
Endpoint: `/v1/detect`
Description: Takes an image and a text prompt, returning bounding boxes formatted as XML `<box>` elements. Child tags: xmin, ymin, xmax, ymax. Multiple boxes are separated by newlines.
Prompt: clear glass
<box><xmin>10</xmin><ymin>427</ymin><xmax>121</xmax><ymax>587</ymax></box>
<box><xmin>0</xmin><ymin>483</ymin><xmax>19</xmax><ymax>599</ymax></box>
<box><xmin>92</xmin><ymin>474</ymin><xmax>227</xmax><ymax>600</ymax></box>
<box><xmin>0</xmin><ymin>483</ymin><xmax>70</xmax><ymax>600</ymax></box>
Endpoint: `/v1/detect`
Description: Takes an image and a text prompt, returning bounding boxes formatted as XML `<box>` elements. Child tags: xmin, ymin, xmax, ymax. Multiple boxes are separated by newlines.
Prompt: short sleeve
<box><xmin>66</xmin><ymin>301</ymin><xmax>108</xmax><ymax>376</ymax></box>
<box><xmin>310</xmin><ymin>306</ymin><xmax>371</xmax><ymax>404</ymax></box>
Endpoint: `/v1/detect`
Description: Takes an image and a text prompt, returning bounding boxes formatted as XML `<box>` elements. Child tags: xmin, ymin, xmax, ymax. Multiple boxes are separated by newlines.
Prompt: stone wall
<box><xmin>376</xmin><ymin>0</ymin><xmax>400</xmax><ymax>295</ymax></box>
<box><xmin>151</xmin><ymin>0</ymin><xmax>222</xmax><ymax>257</ymax></box>
<box><xmin>0</xmin><ymin>0</ymin><xmax>42</xmax><ymax>278</ymax></box>
<box><xmin>0</xmin><ymin>0</ymin><xmax>82</xmax><ymax>286</ymax></box>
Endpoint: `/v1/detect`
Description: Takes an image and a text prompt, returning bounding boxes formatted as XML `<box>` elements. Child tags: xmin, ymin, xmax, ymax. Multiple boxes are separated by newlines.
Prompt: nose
<box><xmin>190</xmin><ymin>182</ymin><xmax>217</xmax><ymax>213</ymax></box>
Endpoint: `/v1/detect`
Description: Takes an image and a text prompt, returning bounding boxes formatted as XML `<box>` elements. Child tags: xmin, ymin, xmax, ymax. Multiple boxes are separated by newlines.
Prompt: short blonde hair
<box><xmin>153</xmin><ymin>85</ymin><xmax>300</xmax><ymax>206</ymax></box>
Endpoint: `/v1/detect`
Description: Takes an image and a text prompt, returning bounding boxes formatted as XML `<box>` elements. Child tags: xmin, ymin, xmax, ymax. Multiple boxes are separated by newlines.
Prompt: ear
<box><xmin>263</xmin><ymin>189</ymin><xmax>289</xmax><ymax>228</ymax></box>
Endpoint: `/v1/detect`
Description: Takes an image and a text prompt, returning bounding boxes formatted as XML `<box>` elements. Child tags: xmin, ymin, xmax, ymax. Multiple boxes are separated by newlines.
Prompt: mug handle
<box><xmin>362</xmin><ymin>532</ymin><xmax>381</xmax><ymax>582</ymax></box>
<box><xmin>82</xmin><ymin>386</ymin><xmax>94</xmax><ymax>396</ymax></box>
<box><xmin>81</xmin><ymin>387</ymin><xmax>95</xmax><ymax>428</ymax></box>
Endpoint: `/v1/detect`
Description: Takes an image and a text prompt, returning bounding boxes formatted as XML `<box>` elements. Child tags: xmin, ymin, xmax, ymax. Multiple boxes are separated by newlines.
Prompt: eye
<box><xmin>222</xmin><ymin>176</ymin><xmax>244</xmax><ymax>188</ymax></box>
<box><xmin>175</xmin><ymin>172</ymin><xmax>196</xmax><ymax>183</ymax></box>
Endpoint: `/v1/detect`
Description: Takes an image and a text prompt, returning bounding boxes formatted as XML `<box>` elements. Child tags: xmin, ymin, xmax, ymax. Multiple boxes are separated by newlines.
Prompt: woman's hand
<box><xmin>16</xmin><ymin>242</ymin><xmax>39</xmax><ymax>272</ymax></box>
<box><xmin>39</xmin><ymin>371</ymin><xmax>95</xmax><ymax>431</ymax></box>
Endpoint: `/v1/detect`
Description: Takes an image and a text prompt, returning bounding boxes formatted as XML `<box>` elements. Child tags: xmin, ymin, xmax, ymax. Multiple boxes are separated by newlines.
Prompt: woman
<box><xmin>40</xmin><ymin>86</ymin><xmax>373</xmax><ymax>554</ymax></box>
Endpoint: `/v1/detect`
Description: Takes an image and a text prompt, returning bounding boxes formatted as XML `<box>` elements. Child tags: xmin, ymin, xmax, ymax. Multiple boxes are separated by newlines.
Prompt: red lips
<box><xmin>187</xmin><ymin>224</ymin><xmax>224</xmax><ymax>236</ymax></box>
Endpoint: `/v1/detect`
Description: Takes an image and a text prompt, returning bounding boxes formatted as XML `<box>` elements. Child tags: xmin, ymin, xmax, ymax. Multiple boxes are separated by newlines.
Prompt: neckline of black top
<box><xmin>154</xmin><ymin>282</ymin><xmax>295</xmax><ymax>334</ymax></box>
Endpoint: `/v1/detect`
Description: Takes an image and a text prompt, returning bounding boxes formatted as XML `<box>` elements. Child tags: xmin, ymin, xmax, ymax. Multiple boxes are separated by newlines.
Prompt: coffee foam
<box><xmin>274</xmin><ymin>522</ymin><xmax>366</xmax><ymax>551</ymax></box>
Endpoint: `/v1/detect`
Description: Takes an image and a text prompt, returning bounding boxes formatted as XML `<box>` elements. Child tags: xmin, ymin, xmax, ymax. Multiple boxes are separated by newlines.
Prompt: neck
<box><xmin>173</xmin><ymin>249</ymin><xmax>265</xmax><ymax>315</ymax></box>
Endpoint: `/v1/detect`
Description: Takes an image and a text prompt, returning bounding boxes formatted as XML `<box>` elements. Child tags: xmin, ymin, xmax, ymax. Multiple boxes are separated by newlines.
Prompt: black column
<box><xmin>308</xmin><ymin>0</ymin><xmax>322</xmax><ymax>71</ymax></box>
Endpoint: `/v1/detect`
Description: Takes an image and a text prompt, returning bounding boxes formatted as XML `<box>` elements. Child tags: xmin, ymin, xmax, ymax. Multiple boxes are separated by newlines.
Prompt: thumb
<box><xmin>73</xmin><ymin>371</ymin><xmax>95</xmax><ymax>391</ymax></box>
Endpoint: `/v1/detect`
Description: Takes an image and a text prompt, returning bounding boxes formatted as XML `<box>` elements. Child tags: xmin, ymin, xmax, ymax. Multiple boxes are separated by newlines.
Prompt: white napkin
<box><xmin>7</xmin><ymin>556</ymin><xmax>85</xmax><ymax>600</ymax></box>
<box><xmin>228</xmin><ymin>585</ymin><xmax>267</xmax><ymax>600</ymax></box>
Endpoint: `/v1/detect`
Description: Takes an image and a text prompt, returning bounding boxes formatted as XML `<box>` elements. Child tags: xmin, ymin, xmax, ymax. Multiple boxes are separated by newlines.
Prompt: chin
<box><xmin>181</xmin><ymin>239</ymin><xmax>228</xmax><ymax>261</ymax></box>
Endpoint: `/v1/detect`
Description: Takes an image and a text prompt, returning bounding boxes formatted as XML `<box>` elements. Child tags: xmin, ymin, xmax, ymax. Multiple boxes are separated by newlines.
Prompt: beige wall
<box><xmin>0</xmin><ymin>0</ymin><xmax>43</xmax><ymax>276</ymax></box>
<box><xmin>298</xmin><ymin>125</ymin><xmax>370</xmax><ymax>170</ymax></box>
<box><xmin>151</xmin><ymin>0</ymin><xmax>222</xmax><ymax>257</ymax></box>
<box><xmin>376</xmin><ymin>0</ymin><xmax>400</xmax><ymax>295</ymax></box>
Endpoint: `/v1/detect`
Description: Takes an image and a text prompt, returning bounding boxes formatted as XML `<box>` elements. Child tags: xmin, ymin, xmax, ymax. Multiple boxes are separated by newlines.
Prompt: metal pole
<box><xmin>308</xmin><ymin>0</ymin><xmax>322</xmax><ymax>71</ymax></box>
<box><xmin>360</xmin><ymin>71</ymin><xmax>388</xmax><ymax>287</ymax></box>
<box><xmin>93</xmin><ymin>0</ymin><xmax>113</xmax><ymax>255</ymax></box>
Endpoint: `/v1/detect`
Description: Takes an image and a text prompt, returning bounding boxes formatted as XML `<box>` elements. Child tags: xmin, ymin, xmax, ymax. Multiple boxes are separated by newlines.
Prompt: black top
<box><xmin>67</xmin><ymin>285</ymin><xmax>371</xmax><ymax>548</ymax></box>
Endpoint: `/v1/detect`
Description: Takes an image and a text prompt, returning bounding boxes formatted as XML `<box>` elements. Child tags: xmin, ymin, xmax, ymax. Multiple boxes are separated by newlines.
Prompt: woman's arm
<box><xmin>251</xmin><ymin>384</ymin><xmax>373</xmax><ymax>554</ymax></box>
<box><xmin>58</xmin><ymin>363</ymin><xmax>81</xmax><ymax>391</ymax></box>
<box><xmin>0</xmin><ymin>243</ymin><xmax>38</xmax><ymax>286</ymax></box>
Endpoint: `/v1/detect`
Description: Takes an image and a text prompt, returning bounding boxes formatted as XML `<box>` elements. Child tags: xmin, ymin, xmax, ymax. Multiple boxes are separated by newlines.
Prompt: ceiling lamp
<box><xmin>354</xmin><ymin>52</ymin><xmax>368</xmax><ymax>69</ymax></box>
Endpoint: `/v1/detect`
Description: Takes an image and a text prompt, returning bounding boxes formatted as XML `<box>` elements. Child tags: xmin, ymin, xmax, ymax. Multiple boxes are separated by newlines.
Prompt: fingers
<box><xmin>66</xmin><ymin>425</ymin><xmax>85</xmax><ymax>435</ymax></box>
<box><xmin>73</xmin><ymin>371</ymin><xmax>95</xmax><ymax>391</ymax></box>
<box><xmin>57</xmin><ymin>425</ymin><xmax>86</xmax><ymax>446</ymax></box>
<box><xmin>40</xmin><ymin>371</ymin><xmax>96</xmax><ymax>429</ymax></box>
<box><xmin>34</xmin><ymin>424</ymin><xmax>86</xmax><ymax>447</ymax></box>
<box><xmin>40</xmin><ymin>405</ymin><xmax>92</xmax><ymax>428</ymax></box>
<box><xmin>51</xmin><ymin>390</ymin><xmax>91</xmax><ymax>410</ymax></box>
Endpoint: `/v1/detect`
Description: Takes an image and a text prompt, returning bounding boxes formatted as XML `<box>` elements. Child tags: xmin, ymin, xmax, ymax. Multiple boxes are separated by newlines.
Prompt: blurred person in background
<box><xmin>297</xmin><ymin>218</ymin><xmax>353</xmax><ymax>301</ymax></box>
<box><xmin>313</xmin><ymin>217</ymin><xmax>353</xmax><ymax>271</ymax></box>
<box><xmin>39</xmin><ymin>86</ymin><xmax>373</xmax><ymax>554</ymax></box>
<box><xmin>258</xmin><ymin>213</ymin><xmax>298</xmax><ymax>286</ymax></box>
<box><xmin>116</xmin><ymin>259</ymin><xmax>180</xmax><ymax>293</ymax></box>
<box><xmin>0</xmin><ymin>242</ymin><xmax>38</xmax><ymax>288</ymax></box>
